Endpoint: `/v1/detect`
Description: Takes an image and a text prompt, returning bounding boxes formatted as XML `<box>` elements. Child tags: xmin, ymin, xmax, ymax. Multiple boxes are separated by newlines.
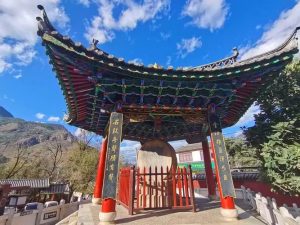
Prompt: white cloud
<box><xmin>35</xmin><ymin>113</ymin><xmax>46</xmax><ymax>120</ymax></box>
<box><xmin>0</xmin><ymin>0</ymin><xmax>69</xmax><ymax>74</ymax></box>
<box><xmin>128</xmin><ymin>58</ymin><xmax>143</xmax><ymax>65</ymax></box>
<box><xmin>121</xmin><ymin>140</ymin><xmax>141</xmax><ymax>151</ymax></box>
<box><xmin>166</xmin><ymin>56</ymin><xmax>171</xmax><ymax>66</ymax></box>
<box><xmin>74</xmin><ymin>128</ymin><xmax>87</xmax><ymax>137</ymax></box>
<box><xmin>177</xmin><ymin>37</ymin><xmax>202</xmax><ymax>58</ymax></box>
<box><xmin>3</xmin><ymin>94</ymin><xmax>15</xmax><ymax>102</ymax></box>
<box><xmin>233</xmin><ymin>130</ymin><xmax>243</xmax><ymax>138</ymax></box>
<box><xmin>13</xmin><ymin>74</ymin><xmax>22</xmax><ymax>79</ymax></box>
<box><xmin>120</xmin><ymin>140</ymin><xmax>141</xmax><ymax>163</ymax></box>
<box><xmin>48</xmin><ymin>116</ymin><xmax>60</xmax><ymax>122</ymax></box>
<box><xmin>240</xmin><ymin>2</ymin><xmax>300</xmax><ymax>59</ymax></box>
<box><xmin>84</xmin><ymin>0</ymin><xmax>170</xmax><ymax>44</ymax></box>
<box><xmin>78</xmin><ymin>0</ymin><xmax>90</xmax><ymax>7</ymax></box>
<box><xmin>235</xmin><ymin>103</ymin><xmax>260</xmax><ymax>127</ymax></box>
<box><xmin>160</xmin><ymin>32</ymin><xmax>171</xmax><ymax>40</ymax></box>
<box><xmin>182</xmin><ymin>0</ymin><xmax>228</xmax><ymax>31</ymax></box>
<box><xmin>169</xmin><ymin>140</ymin><xmax>188</xmax><ymax>150</ymax></box>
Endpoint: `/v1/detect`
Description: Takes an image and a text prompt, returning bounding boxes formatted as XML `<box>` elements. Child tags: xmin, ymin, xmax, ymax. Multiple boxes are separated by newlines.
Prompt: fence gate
<box><xmin>118</xmin><ymin>166</ymin><xmax>196</xmax><ymax>215</ymax></box>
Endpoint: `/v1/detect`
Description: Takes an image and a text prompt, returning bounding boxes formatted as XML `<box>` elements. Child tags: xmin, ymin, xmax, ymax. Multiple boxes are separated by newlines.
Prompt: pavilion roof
<box><xmin>36</xmin><ymin>5</ymin><xmax>299</xmax><ymax>143</ymax></box>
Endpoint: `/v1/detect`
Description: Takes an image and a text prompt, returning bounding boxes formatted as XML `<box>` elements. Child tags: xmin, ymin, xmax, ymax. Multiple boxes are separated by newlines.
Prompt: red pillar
<box><xmin>92</xmin><ymin>137</ymin><xmax>108</xmax><ymax>204</ymax></box>
<box><xmin>100</xmin><ymin>198</ymin><xmax>116</xmax><ymax>221</ymax></box>
<box><xmin>202</xmin><ymin>138</ymin><xmax>216</xmax><ymax>199</ymax></box>
<box><xmin>210</xmin><ymin>138</ymin><xmax>235</xmax><ymax>210</ymax></box>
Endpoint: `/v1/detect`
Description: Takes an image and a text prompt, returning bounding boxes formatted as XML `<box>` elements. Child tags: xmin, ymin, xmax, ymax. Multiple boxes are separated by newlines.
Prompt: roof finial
<box><xmin>232</xmin><ymin>47</ymin><xmax>239</xmax><ymax>57</ymax></box>
<box><xmin>36</xmin><ymin>5</ymin><xmax>55</xmax><ymax>34</ymax></box>
<box><xmin>91</xmin><ymin>39</ymin><xmax>99</xmax><ymax>50</ymax></box>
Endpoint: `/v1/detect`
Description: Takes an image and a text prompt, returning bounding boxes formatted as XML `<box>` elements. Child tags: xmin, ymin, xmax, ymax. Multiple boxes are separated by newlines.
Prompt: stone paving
<box><xmin>78</xmin><ymin>198</ymin><xmax>267</xmax><ymax>225</ymax></box>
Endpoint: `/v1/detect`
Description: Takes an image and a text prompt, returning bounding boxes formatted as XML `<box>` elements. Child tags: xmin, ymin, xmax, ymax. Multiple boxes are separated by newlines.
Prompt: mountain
<box><xmin>0</xmin><ymin>106</ymin><xmax>137</xmax><ymax>165</ymax></box>
<box><xmin>0</xmin><ymin>106</ymin><xmax>13</xmax><ymax>118</ymax></box>
<box><xmin>0</xmin><ymin>106</ymin><xmax>76</xmax><ymax>159</ymax></box>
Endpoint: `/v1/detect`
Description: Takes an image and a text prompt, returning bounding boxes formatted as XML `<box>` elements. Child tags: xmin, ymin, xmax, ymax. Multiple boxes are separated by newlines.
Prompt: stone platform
<box><xmin>77</xmin><ymin>199</ymin><xmax>267</xmax><ymax>225</ymax></box>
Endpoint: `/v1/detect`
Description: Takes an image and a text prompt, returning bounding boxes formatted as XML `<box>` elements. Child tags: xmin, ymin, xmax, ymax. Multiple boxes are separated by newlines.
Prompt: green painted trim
<box><xmin>178</xmin><ymin>161</ymin><xmax>215</xmax><ymax>172</ymax></box>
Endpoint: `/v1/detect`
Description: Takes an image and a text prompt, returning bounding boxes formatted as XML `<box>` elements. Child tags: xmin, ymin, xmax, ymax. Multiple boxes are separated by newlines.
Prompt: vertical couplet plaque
<box><xmin>102</xmin><ymin>112</ymin><xmax>123</xmax><ymax>199</ymax></box>
<box><xmin>208</xmin><ymin>108</ymin><xmax>236</xmax><ymax>198</ymax></box>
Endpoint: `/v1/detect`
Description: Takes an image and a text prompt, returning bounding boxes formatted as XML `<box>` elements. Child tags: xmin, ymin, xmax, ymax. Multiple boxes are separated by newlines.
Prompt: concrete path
<box><xmin>78</xmin><ymin>199</ymin><xmax>267</xmax><ymax>225</ymax></box>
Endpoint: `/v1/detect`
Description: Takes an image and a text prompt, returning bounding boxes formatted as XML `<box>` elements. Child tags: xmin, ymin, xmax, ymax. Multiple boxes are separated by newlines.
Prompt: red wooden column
<box><xmin>101</xmin><ymin>198</ymin><xmax>116</xmax><ymax>221</ymax></box>
<box><xmin>202</xmin><ymin>138</ymin><xmax>216</xmax><ymax>200</ymax></box>
<box><xmin>208</xmin><ymin>104</ymin><xmax>238</xmax><ymax>219</ymax></box>
<box><xmin>92</xmin><ymin>137</ymin><xmax>108</xmax><ymax>204</ymax></box>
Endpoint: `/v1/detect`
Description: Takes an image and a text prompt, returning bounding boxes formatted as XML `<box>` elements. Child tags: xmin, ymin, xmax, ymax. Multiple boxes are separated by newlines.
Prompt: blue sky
<box><xmin>0</xmin><ymin>0</ymin><xmax>299</xmax><ymax>153</ymax></box>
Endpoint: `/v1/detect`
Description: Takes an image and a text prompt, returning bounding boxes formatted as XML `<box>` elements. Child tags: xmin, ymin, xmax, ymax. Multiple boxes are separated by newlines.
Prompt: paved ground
<box><xmin>78</xmin><ymin>199</ymin><xmax>267</xmax><ymax>225</ymax></box>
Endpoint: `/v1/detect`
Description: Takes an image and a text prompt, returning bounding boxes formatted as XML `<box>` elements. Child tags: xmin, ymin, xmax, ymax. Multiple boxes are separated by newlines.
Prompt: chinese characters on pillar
<box><xmin>208</xmin><ymin>112</ymin><xmax>236</xmax><ymax>198</ymax></box>
<box><xmin>102</xmin><ymin>112</ymin><xmax>123</xmax><ymax>199</ymax></box>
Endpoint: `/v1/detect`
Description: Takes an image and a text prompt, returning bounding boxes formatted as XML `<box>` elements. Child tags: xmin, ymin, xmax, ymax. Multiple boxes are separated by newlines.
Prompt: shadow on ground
<box><xmin>113</xmin><ymin>198</ymin><xmax>267</xmax><ymax>225</ymax></box>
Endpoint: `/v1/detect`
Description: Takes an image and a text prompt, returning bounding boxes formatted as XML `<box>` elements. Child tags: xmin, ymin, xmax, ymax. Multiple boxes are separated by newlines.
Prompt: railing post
<box><xmin>35</xmin><ymin>203</ymin><xmax>44</xmax><ymax>225</ymax></box>
<box><xmin>6</xmin><ymin>208</ymin><xmax>14</xmax><ymax>225</ymax></box>
<box><xmin>188</xmin><ymin>165</ymin><xmax>196</xmax><ymax>212</ymax></box>
<box><xmin>59</xmin><ymin>201</ymin><xmax>66</xmax><ymax>221</ymax></box>
<box><xmin>136</xmin><ymin>167</ymin><xmax>140</xmax><ymax>208</ymax></box>
<box><xmin>128</xmin><ymin>166</ymin><xmax>135</xmax><ymax>215</ymax></box>
<box><xmin>183</xmin><ymin>167</ymin><xmax>189</xmax><ymax>206</ymax></box>
<box><xmin>172</xmin><ymin>166</ymin><xmax>177</xmax><ymax>207</ymax></box>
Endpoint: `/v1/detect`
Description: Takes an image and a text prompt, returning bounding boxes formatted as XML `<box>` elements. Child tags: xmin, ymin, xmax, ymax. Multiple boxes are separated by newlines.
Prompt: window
<box><xmin>179</xmin><ymin>152</ymin><xmax>193</xmax><ymax>162</ymax></box>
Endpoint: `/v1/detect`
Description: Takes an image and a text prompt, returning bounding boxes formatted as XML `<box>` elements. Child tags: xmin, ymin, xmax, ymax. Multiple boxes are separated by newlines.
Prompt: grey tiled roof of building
<box><xmin>0</xmin><ymin>178</ymin><xmax>50</xmax><ymax>188</ymax></box>
<box><xmin>0</xmin><ymin>179</ymin><xmax>70</xmax><ymax>194</ymax></box>
<box><xmin>41</xmin><ymin>184</ymin><xmax>70</xmax><ymax>194</ymax></box>
<box><xmin>175</xmin><ymin>142</ymin><xmax>203</xmax><ymax>153</ymax></box>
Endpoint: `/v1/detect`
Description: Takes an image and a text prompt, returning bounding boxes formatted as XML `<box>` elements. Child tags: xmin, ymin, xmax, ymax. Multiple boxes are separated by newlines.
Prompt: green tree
<box><xmin>244</xmin><ymin>60</ymin><xmax>300</xmax><ymax>150</ymax></box>
<box><xmin>0</xmin><ymin>145</ymin><xmax>30</xmax><ymax>179</ymax></box>
<box><xmin>261</xmin><ymin>120</ymin><xmax>300</xmax><ymax>194</ymax></box>
<box><xmin>243</xmin><ymin>60</ymin><xmax>300</xmax><ymax>193</ymax></box>
<box><xmin>62</xmin><ymin>143</ymin><xmax>98</xmax><ymax>197</ymax></box>
<box><xmin>225</xmin><ymin>138</ymin><xmax>260</xmax><ymax>168</ymax></box>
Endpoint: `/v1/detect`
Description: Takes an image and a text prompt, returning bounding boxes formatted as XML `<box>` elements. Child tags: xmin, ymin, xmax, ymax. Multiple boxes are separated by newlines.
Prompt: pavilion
<box><xmin>36</xmin><ymin>5</ymin><xmax>299</xmax><ymax>222</ymax></box>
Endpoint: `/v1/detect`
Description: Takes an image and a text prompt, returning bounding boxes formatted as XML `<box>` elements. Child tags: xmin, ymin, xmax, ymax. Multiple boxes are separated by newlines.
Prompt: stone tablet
<box><xmin>137</xmin><ymin>139</ymin><xmax>177</xmax><ymax>170</ymax></box>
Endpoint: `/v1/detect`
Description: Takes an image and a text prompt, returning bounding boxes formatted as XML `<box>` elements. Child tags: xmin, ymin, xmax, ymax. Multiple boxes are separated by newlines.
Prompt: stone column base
<box><xmin>99</xmin><ymin>211</ymin><xmax>116</xmax><ymax>222</ymax></box>
<box><xmin>92</xmin><ymin>197</ymin><xmax>102</xmax><ymax>205</ymax></box>
<box><xmin>220</xmin><ymin>208</ymin><xmax>238</xmax><ymax>220</ymax></box>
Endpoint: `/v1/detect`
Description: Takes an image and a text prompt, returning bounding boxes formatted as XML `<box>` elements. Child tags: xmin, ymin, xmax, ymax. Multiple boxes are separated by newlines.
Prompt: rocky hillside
<box><xmin>0</xmin><ymin>107</ymin><xmax>76</xmax><ymax>159</ymax></box>
<box><xmin>0</xmin><ymin>106</ymin><xmax>13</xmax><ymax>118</ymax></box>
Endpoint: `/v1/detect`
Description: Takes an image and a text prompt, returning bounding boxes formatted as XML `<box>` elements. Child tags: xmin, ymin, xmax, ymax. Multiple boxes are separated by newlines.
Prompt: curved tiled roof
<box><xmin>0</xmin><ymin>178</ymin><xmax>50</xmax><ymax>188</ymax></box>
<box><xmin>175</xmin><ymin>142</ymin><xmax>203</xmax><ymax>153</ymax></box>
<box><xmin>36</xmin><ymin>5</ymin><xmax>299</xmax><ymax>142</ymax></box>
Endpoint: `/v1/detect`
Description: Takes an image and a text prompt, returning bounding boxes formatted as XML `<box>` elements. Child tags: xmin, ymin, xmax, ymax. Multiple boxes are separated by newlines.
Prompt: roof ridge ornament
<box><xmin>36</xmin><ymin>11</ymin><xmax>299</xmax><ymax>75</ymax></box>
<box><xmin>89</xmin><ymin>39</ymin><xmax>99</xmax><ymax>51</ymax></box>
<box><xmin>232</xmin><ymin>47</ymin><xmax>239</xmax><ymax>58</ymax></box>
<box><xmin>192</xmin><ymin>47</ymin><xmax>239</xmax><ymax>71</ymax></box>
<box><xmin>36</xmin><ymin>5</ymin><xmax>56</xmax><ymax>35</ymax></box>
<box><xmin>239</xmin><ymin>26</ymin><xmax>300</xmax><ymax>63</ymax></box>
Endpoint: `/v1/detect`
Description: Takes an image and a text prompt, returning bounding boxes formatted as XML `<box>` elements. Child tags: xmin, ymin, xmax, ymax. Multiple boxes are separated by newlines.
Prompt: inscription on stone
<box><xmin>102</xmin><ymin>112</ymin><xmax>123</xmax><ymax>199</ymax></box>
<box><xmin>209</xmin><ymin>112</ymin><xmax>236</xmax><ymax>198</ymax></box>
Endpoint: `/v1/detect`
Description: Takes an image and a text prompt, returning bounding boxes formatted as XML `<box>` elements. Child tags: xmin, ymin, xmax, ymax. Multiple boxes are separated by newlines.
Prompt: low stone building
<box><xmin>175</xmin><ymin>143</ymin><xmax>215</xmax><ymax>173</ymax></box>
<box><xmin>0</xmin><ymin>178</ymin><xmax>70</xmax><ymax>206</ymax></box>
